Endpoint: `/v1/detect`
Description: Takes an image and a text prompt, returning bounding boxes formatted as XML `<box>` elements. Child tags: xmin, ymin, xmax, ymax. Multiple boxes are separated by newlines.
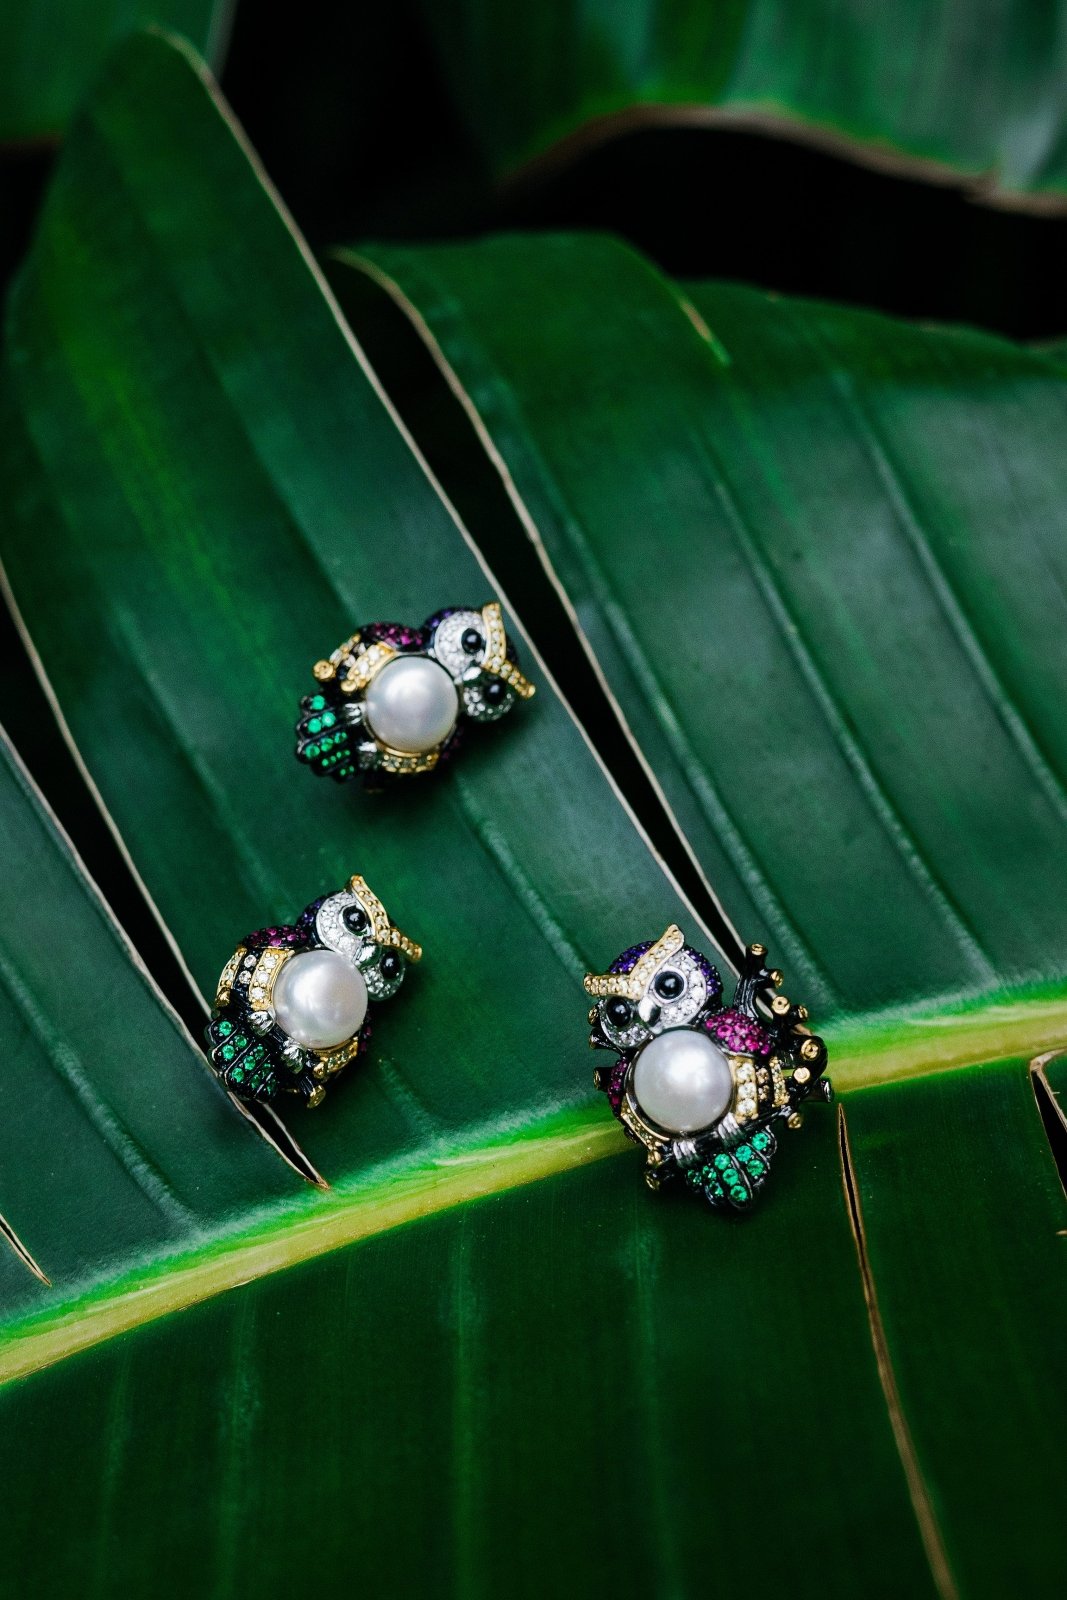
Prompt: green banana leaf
<box><xmin>328</xmin><ymin>239</ymin><xmax>1067</xmax><ymax>1588</ymax></box>
<box><xmin>418</xmin><ymin>0</ymin><xmax>1067</xmax><ymax>207</ymax></box>
<box><xmin>0</xmin><ymin>722</ymin><xmax>300</xmax><ymax>1316</ymax></box>
<box><xmin>0</xmin><ymin>7</ymin><xmax>232</xmax><ymax>143</ymax></box>
<box><xmin>0</xmin><ymin>28</ymin><xmax>1064</xmax><ymax>1599</ymax></box>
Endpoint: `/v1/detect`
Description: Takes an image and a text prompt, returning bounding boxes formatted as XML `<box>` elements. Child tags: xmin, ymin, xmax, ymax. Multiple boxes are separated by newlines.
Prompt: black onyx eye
<box><xmin>606</xmin><ymin>998</ymin><xmax>633</xmax><ymax>1028</ymax></box>
<box><xmin>380</xmin><ymin>950</ymin><xmax>401</xmax><ymax>981</ymax></box>
<box><xmin>483</xmin><ymin>679</ymin><xmax>507</xmax><ymax>705</ymax></box>
<box><xmin>461</xmin><ymin>628</ymin><xmax>484</xmax><ymax>655</ymax></box>
<box><xmin>343</xmin><ymin>905</ymin><xmax>368</xmax><ymax>934</ymax></box>
<box><xmin>654</xmin><ymin>970</ymin><xmax>685</xmax><ymax>1001</ymax></box>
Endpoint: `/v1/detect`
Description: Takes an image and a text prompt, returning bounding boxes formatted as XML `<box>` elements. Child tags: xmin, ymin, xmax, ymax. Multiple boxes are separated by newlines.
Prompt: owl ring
<box><xmin>585</xmin><ymin>931</ymin><xmax>832</xmax><ymax>1212</ymax></box>
<box><xmin>207</xmin><ymin>875</ymin><xmax>421</xmax><ymax>1108</ymax></box>
<box><xmin>295</xmin><ymin>601</ymin><xmax>535</xmax><ymax>784</ymax></box>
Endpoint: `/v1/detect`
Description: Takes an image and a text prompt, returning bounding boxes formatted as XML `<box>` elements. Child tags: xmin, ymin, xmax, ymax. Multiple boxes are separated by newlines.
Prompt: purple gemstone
<box><xmin>610</xmin><ymin>941</ymin><xmax>652</xmax><ymax>975</ymax></box>
<box><xmin>691</xmin><ymin>949</ymin><xmax>723</xmax><ymax>1003</ymax></box>
<box><xmin>364</xmin><ymin>621</ymin><xmax>426</xmax><ymax>652</ymax></box>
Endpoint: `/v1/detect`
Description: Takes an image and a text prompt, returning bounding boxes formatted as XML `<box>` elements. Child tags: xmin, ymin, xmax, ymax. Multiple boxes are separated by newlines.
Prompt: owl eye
<box><xmin>343</xmin><ymin>905</ymin><xmax>368</xmax><ymax>935</ymax></box>
<box><xmin>653</xmin><ymin>969</ymin><xmax>685</xmax><ymax>1001</ymax></box>
<box><xmin>483</xmin><ymin>679</ymin><xmax>507</xmax><ymax>705</ymax></box>
<box><xmin>379</xmin><ymin>950</ymin><xmax>402</xmax><ymax>982</ymax></box>
<box><xmin>606</xmin><ymin>998</ymin><xmax>633</xmax><ymax>1028</ymax></box>
<box><xmin>461</xmin><ymin>628</ymin><xmax>484</xmax><ymax>656</ymax></box>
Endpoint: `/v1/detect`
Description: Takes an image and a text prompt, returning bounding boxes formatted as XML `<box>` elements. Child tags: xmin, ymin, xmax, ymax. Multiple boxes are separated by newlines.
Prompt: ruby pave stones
<box><xmin>584</xmin><ymin>932</ymin><xmax>832</xmax><ymax>1213</ymax></box>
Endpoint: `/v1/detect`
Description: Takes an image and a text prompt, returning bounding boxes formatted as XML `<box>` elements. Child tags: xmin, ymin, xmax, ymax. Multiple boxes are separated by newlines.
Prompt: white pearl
<box><xmin>272</xmin><ymin>950</ymin><xmax>368</xmax><ymax>1051</ymax></box>
<box><xmin>364</xmin><ymin>656</ymin><xmax>459</xmax><ymax>754</ymax></box>
<box><xmin>632</xmin><ymin>1029</ymin><xmax>733</xmax><ymax>1133</ymax></box>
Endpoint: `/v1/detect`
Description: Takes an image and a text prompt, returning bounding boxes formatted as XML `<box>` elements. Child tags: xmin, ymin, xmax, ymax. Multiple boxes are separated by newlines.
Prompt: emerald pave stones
<box><xmin>585</xmin><ymin>935</ymin><xmax>833</xmax><ymax>1214</ymax></box>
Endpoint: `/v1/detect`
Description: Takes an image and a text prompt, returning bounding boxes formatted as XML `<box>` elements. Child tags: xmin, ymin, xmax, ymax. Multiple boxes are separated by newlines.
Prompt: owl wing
<box><xmin>205</xmin><ymin>1013</ymin><xmax>284</xmax><ymax>1102</ymax></box>
<box><xmin>295</xmin><ymin>690</ymin><xmax>363</xmax><ymax>782</ymax></box>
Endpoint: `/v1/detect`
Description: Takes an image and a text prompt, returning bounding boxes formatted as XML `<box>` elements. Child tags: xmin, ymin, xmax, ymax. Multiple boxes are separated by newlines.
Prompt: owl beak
<box><xmin>637</xmin><ymin>996</ymin><xmax>661</xmax><ymax>1028</ymax></box>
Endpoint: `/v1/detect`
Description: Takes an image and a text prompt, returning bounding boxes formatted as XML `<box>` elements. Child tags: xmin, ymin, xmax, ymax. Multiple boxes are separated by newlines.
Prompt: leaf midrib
<box><xmin>3</xmin><ymin>987</ymin><xmax>1065</xmax><ymax>1389</ymax></box>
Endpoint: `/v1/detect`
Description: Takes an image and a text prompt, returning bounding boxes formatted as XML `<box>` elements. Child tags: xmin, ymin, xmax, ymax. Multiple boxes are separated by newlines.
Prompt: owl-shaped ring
<box><xmin>585</xmin><ymin>931</ymin><xmax>832</xmax><ymax>1212</ymax></box>
<box><xmin>207</xmin><ymin>875</ymin><xmax>421</xmax><ymax>1109</ymax></box>
<box><xmin>295</xmin><ymin>601</ymin><xmax>535</xmax><ymax>785</ymax></box>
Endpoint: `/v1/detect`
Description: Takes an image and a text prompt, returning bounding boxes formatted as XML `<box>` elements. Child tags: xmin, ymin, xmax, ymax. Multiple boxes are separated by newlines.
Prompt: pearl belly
<box><xmin>364</xmin><ymin>655</ymin><xmax>460</xmax><ymax>755</ymax></box>
<box><xmin>272</xmin><ymin>949</ymin><xmax>368</xmax><ymax>1051</ymax></box>
<box><xmin>632</xmin><ymin>1029</ymin><xmax>733</xmax><ymax>1134</ymax></box>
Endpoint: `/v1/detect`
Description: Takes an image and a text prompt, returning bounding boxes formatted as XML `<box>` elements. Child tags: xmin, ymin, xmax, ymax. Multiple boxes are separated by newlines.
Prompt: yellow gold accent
<box><xmin>748</xmin><ymin>942</ymin><xmax>766</xmax><ymax>957</ymax></box>
<box><xmin>800</xmin><ymin>1037</ymin><xmax>821</xmax><ymax>1062</ymax></box>
<box><xmin>214</xmin><ymin>947</ymin><xmax>245</xmax><ymax>1008</ymax></box>
<box><xmin>247</xmin><ymin>947</ymin><xmax>293</xmax><ymax>1012</ymax></box>
<box><xmin>771</xmin><ymin>1061</ymin><xmax>788</xmax><ymax>1107</ymax></box>
<box><xmin>313</xmin><ymin>659</ymin><xmax>336</xmax><ymax>682</ymax></box>
<box><xmin>480</xmin><ymin>602</ymin><xmax>535</xmax><ymax>699</ymax></box>
<box><xmin>317</xmin><ymin>1036</ymin><xmax>363</xmax><ymax>1078</ymax></box>
<box><xmin>797</xmin><ymin>1004</ymin><xmax>809</xmax><ymax>1020</ymax></box>
<box><xmin>340</xmin><ymin>639</ymin><xmax>397</xmax><ymax>695</ymax></box>
<box><xmin>794</xmin><ymin>1065</ymin><xmax>811</xmax><ymax>1085</ymax></box>
<box><xmin>307</xmin><ymin>1086</ymin><xmax>326</xmax><ymax>1109</ymax></box>
<box><xmin>788</xmin><ymin>1112</ymin><xmax>803</xmax><ymax>1130</ymax></box>
<box><xmin>379</xmin><ymin>746</ymin><xmax>440</xmax><ymax>777</ymax></box>
<box><xmin>769</xmin><ymin>968</ymin><xmax>783</xmax><ymax>987</ymax></box>
<box><xmin>771</xmin><ymin>994</ymin><xmax>791</xmax><ymax>1016</ymax></box>
<box><xmin>347</xmin><ymin>874</ymin><xmax>423</xmax><ymax>962</ymax></box>
<box><xmin>730</xmin><ymin>1053</ymin><xmax>759</xmax><ymax>1123</ymax></box>
<box><xmin>583</xmin><ymin>924</ymin><xmax>685</xmax><ymax>1001</ymax></box>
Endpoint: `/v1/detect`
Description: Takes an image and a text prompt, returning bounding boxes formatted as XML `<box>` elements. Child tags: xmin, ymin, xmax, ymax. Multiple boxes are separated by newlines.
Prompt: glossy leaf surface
<box><xmin>0</xmin><ymin>32</ymin><xmax>1064</xmax><ymax>1600</ymax></box>
<box><xmin>0</xmin><ymin>718</ymin><xmax>301</xmax><ymax>1309</ymax></box>
<box><xmin>349</xmin><ymin>237</ymin><xmax>1067</xmax><ymax>1025</ymax></box>
<box><xmin>419</xmin><ymin>0</ymin><xmax>1067</xmax><ymax>206</ymax></box>
<box><xmin>335</xmin><ymin>235</ymin><xmax>1067</xmax><ymax>1591</ymax></box>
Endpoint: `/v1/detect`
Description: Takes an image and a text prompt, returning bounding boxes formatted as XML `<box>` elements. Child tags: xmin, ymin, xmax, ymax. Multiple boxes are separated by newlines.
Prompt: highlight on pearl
<box><xmin>363</xmin><ymin>655</ymin><xmax>459</xmax><ymax>755</ymax></box>
<box><xmin>632</xmin><ymin>1029</ymin><xmax>733</xmax><ymax>1133</ymax></box>
<box><xmin>272</xmin><ymin>949</ymin><xmax>368</xmax><ymax>1050</ymax></box>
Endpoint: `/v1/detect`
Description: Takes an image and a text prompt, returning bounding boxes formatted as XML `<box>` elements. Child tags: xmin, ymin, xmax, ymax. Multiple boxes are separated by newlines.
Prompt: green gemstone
<box><xmin>307</xmin><ymin>717</ymin><xmax>321</xmax><ymax>734</ymax></box>
<box><xmin>309</xmin><ymin>695</ymin><xmax>326</xmax><ymax>711</ymax></box>
<box><xmin>231</xmin><ymin>1068</ymin><xmax>244</xmax><ymax>1083</ymax></box>
<box><xmin>305</xmin><ymin>743</ymin><xmax>319</xmax><ymax>759</ymax></box>
<box><xmin>217</xmin><ymin>1019</ymin><xmax>233</xmax><ymax>1037</ymax></box>
<box><xmin>753</xmin><ymin>1132</ymin><xmax>770</xmax><ymax>1151</ymax></box>
<box><xmin>714</xmin><ymin>1154</ymin><xmax>731</xmax><ymax>1170</ymax></box>
<box><xmin>321</xmin><ymin>711</ymin><xmax>336</xmax><ymax>728</ymax></box>
<box><xmin>220</xmin><ymin>1044</ymin><xmax>235</xmax><ymax>1062</ymax></box>
<box><xmin>320</xmin><ymin>736</ymin><xmax>332</xmax><ymax>751</ymax></box>
<box><xmin>233</xmin><ymin>1034</ymin><xmax>248</xmax><ymax>1051</ymax></box>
